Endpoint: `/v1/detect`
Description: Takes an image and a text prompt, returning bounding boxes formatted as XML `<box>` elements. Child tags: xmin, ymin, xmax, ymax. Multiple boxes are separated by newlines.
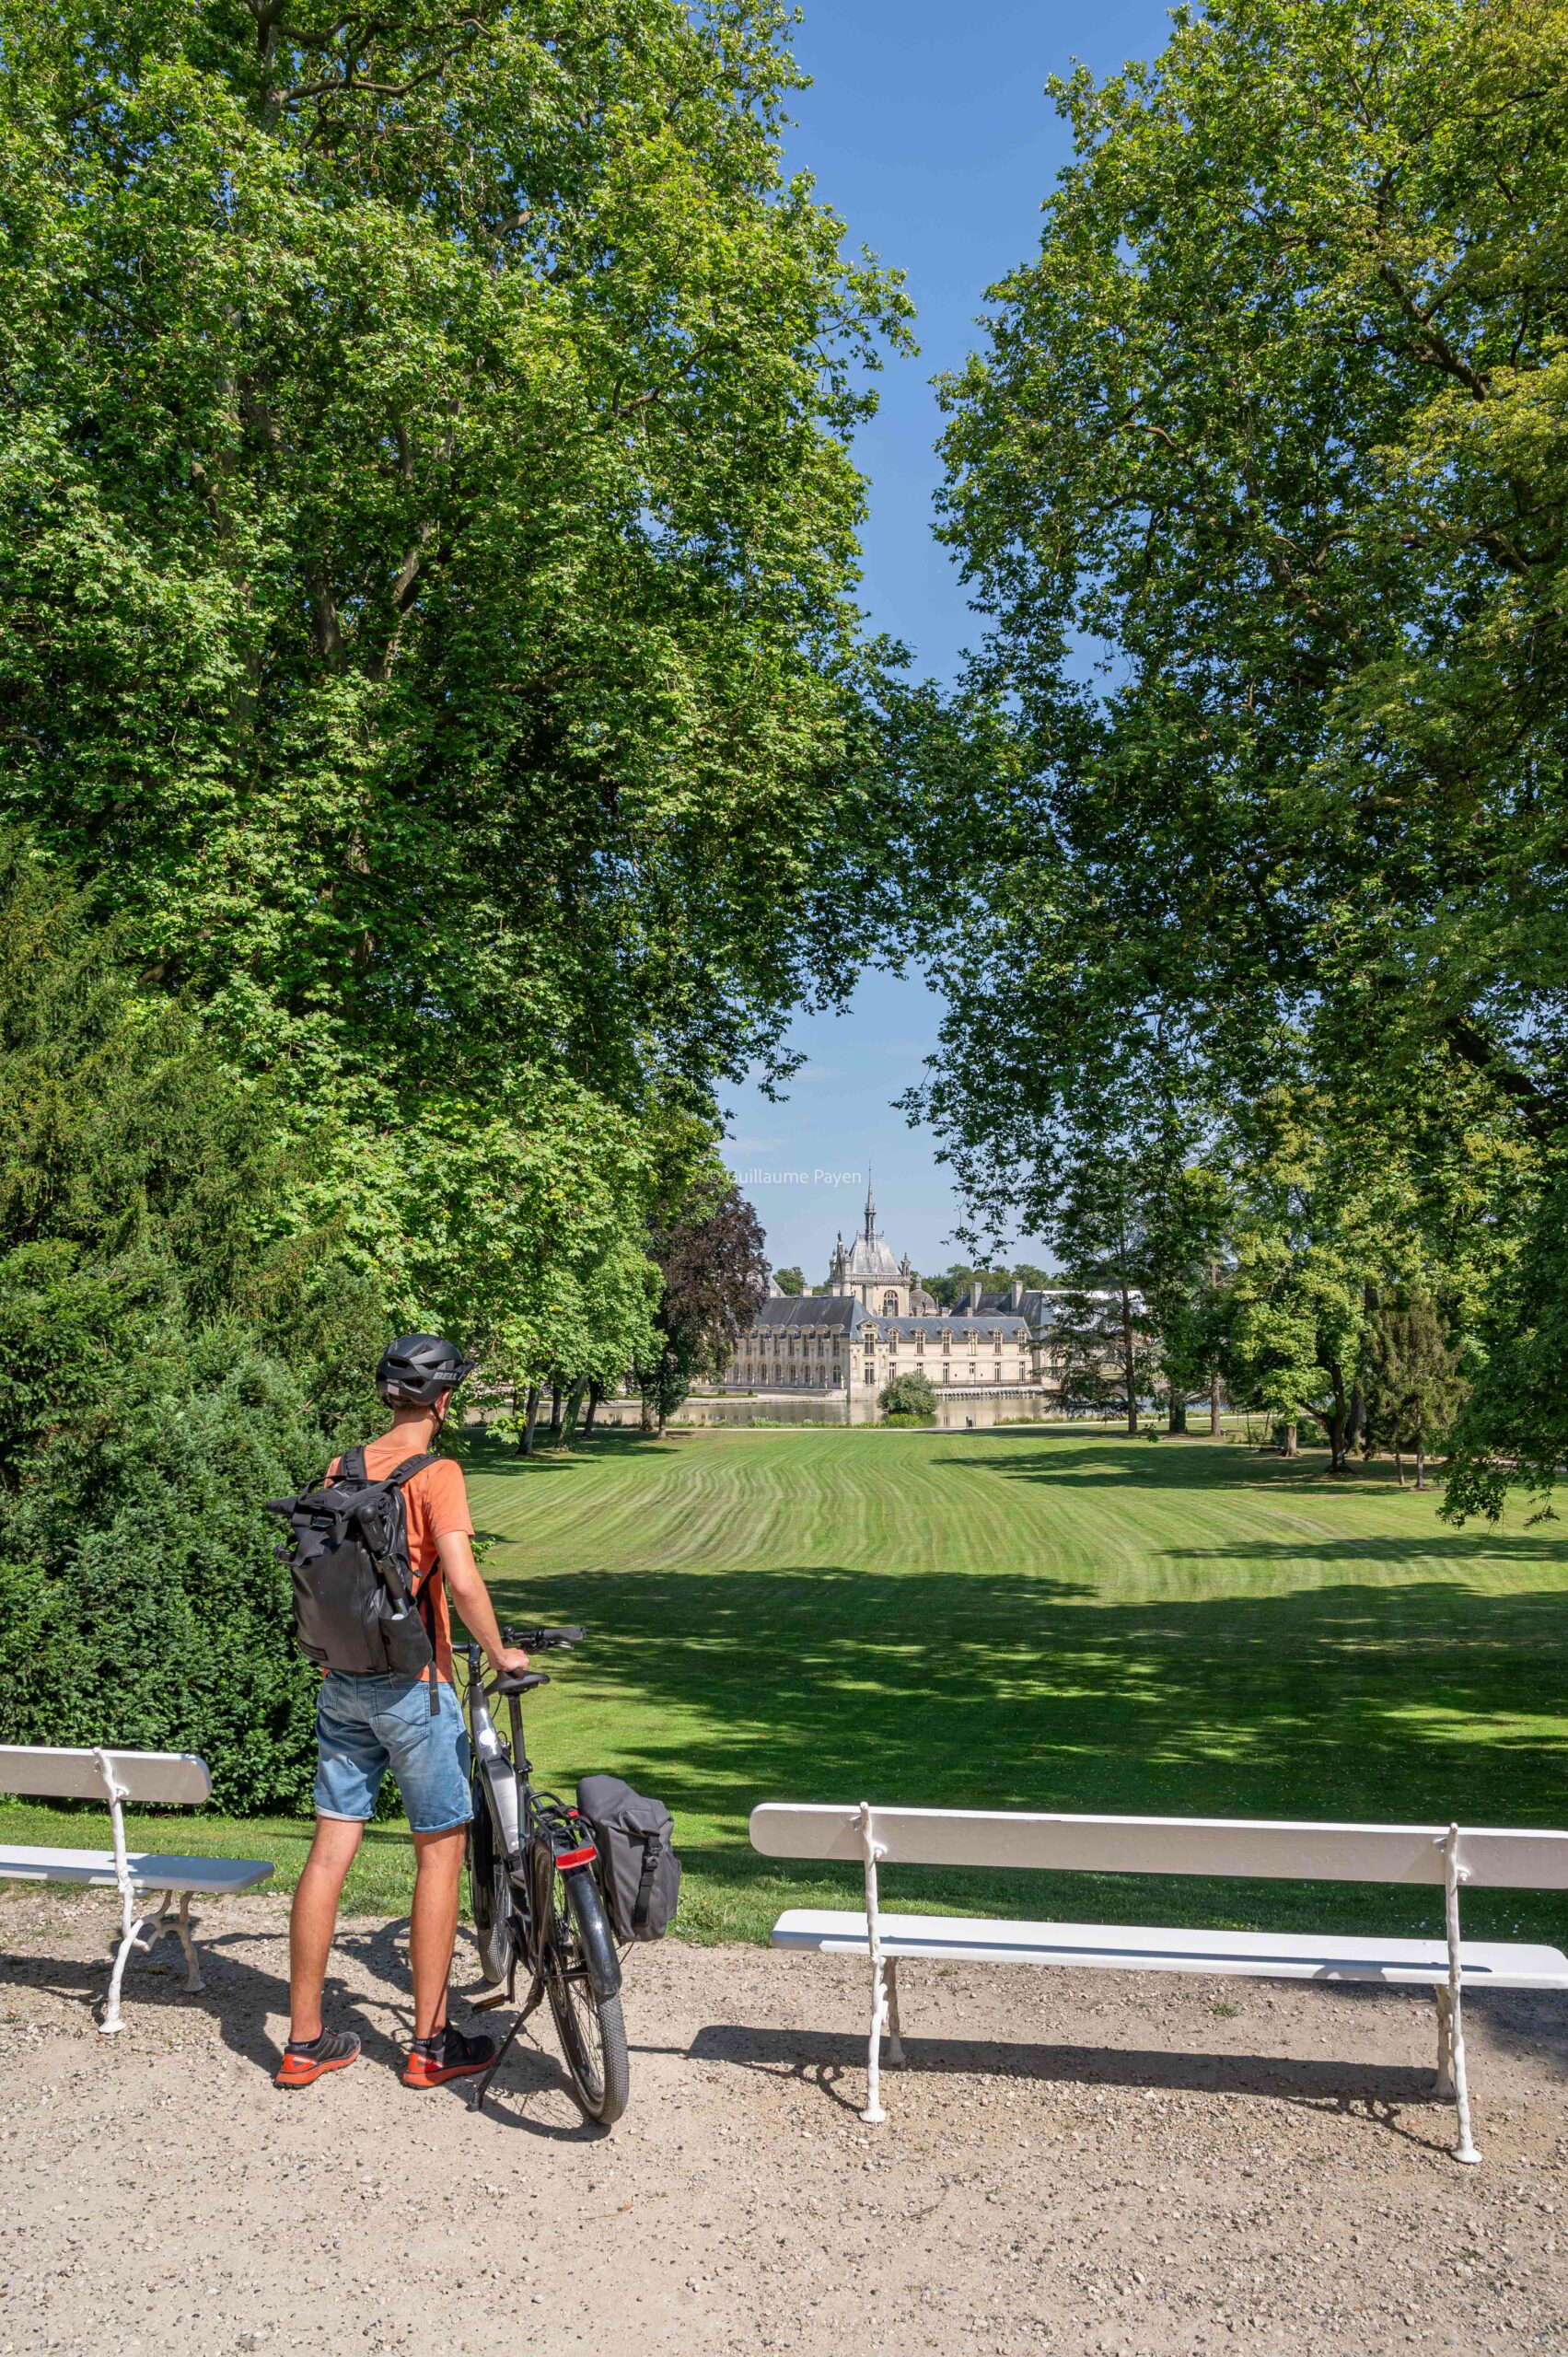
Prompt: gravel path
<box><xmin>2</xmin><ymin>1887</ymin><xmax>1565</xmax><ymax>2355</ymax></box>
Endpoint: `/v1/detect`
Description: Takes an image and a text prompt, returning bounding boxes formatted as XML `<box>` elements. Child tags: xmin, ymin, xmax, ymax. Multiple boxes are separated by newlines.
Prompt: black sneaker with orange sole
<box><xmin>274</xmin><ymin>2028</ymin><xmax>361</xmax><ymax>2089</ymax></box>
<box><xmin>402</xmin><ymin>2021</ymin><xmax>496</xmax><ymax>2089</ymax></box>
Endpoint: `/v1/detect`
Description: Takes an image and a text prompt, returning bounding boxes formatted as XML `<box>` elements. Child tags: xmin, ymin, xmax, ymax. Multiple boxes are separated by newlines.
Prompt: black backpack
<box><xmin>576</xmin><ymin>1775</ymin><xmax>681</xmax><ymax>1942</ymax></box>
<box><xmin>267</xmin><ymin>1447</ymin><xmax>442</xmax><ymax>1710</ymax></box>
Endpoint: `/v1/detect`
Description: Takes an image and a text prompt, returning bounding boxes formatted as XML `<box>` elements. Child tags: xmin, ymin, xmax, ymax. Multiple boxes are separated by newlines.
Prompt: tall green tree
<box><xmin>0</xmin><ymin>0</ymin><xmax>912</xmax><ymax>1173</ymax></box>
<box><xmin>903</xmin><ymin>0</ymin><xmax>1568</xmax><ymax>1502</ymax></box>
<box><xmin>0</xmin><ymin>840</ymin><xmax>382</xmax><ymax>1804</ymax></box>
<box><xmin>1366</xmin><ymin>1294</ymin><xmax>1467</xmax><ymax>1489</ymax></box>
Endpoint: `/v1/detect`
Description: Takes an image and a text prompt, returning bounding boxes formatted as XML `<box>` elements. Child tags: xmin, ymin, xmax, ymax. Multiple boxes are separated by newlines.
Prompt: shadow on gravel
<box><xmin>2</xmin><ymin>1915</ymin><xmax>598</xmax><ymax>2130</ymax></box>
<box><xmin>682</xmin><ymin>2022</ymin><xmax>1459</xmax><ymax>2152</ymax></box>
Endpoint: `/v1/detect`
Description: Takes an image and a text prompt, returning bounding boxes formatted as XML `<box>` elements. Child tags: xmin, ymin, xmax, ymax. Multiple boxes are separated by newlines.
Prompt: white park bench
<box><xmin>750</xmin><ymin>1801</ymin><xmax>1568</xmax><ymax>2164</ymax></box>
<box><xmin>0</xmin><ymin>1746</ymin><xmax>273</xmax><ymax>2034</ymax></box>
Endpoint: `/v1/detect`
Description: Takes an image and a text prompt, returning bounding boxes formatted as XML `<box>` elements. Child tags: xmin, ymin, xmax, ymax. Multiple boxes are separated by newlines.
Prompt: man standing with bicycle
<box><xmin>276</xmin><ymin>1335</ymin><xmax>533</xmax><ymax>2092</ymax></box>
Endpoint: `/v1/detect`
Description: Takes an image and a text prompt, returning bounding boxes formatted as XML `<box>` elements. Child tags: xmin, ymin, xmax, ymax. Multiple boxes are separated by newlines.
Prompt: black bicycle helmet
<box><xmin>375</xmin><ymin>1334</ymin><xmax>476</xmax><ymax>1405</ymax></box>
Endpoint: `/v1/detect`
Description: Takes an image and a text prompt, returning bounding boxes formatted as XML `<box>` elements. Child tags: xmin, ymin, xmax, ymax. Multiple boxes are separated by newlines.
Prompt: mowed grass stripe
<box><xmin>461</xmin><ymin>1427</ymin><xmax>1568</xmax><ymax>1944</ymax></box>
<box><xmin>9</xmin><ymin>1427</ymin><xmax>1562</xmax><ymax>1942</ymax></box>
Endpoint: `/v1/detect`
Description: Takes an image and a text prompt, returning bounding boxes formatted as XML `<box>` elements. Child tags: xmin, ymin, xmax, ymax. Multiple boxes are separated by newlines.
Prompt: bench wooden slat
<box><xmin>749</xmin><ymin>1803</ymin><xmax>1568</xmax><ymax>1890</ymax></box>
<box><xmin>771</xmin><ymin>1908</ymin><xmax>1568</xmax><ymax>1991</ymax></box>
<box><xmin>0</xmin><ymin>1747</ymin><xmax>211</xmax><ymax>1807</ymax></box>
<box><xmin>0</xmin><ymin>1847</ymin><xmax>273</xmax><ymax>1895</ymax></box>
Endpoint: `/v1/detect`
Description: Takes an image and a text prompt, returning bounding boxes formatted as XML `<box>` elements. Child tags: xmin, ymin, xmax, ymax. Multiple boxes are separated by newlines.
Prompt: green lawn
<box><xmin>8</xmin><ymin>1426</ymin><xmax>1567</xmax><ymax>1946</ymax></box>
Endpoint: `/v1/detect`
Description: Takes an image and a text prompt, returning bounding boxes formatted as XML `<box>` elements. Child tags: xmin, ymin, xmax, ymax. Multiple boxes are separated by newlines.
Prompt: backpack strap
<box><xmin>380</xmin><ymin>1453</ymin><xmax>438</xmax><ymax>1488</ymax></box>
<box><xmin>327</xmin><ymin>1447</ymin><xmax>436</xmax><ymax>1490</ymax></box>
<box><xmin>377</xmin><ymin>1453</ymin><xmax>442</xmax><ymax>1716</ymax></box>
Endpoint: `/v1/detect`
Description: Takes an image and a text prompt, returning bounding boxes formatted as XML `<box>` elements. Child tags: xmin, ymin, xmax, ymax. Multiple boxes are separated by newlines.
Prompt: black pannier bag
<box><xmin>266</xmin><ymin>1447</ymin><xmax>442</xmax><ymax>1708</ymax></box>
<box><xmin>576</xmin><ymin>1775</ymin><xmax>681</xmax><ymax>1942</ymax></box>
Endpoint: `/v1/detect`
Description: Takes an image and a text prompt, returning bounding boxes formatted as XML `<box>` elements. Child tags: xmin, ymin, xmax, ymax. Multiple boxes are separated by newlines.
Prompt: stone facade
<box><xmin>723</xmin><ymin>1187</ymin><xmax>1072</xmax><ymax>1418</ymax></box>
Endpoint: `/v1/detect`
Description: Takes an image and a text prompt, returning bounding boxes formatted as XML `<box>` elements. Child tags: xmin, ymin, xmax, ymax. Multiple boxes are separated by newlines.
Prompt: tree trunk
<box><xmin>1167</xmin><ymin>1394</ymin><xmax>1187</xmax><ymax>1434</ymax></box>
<box><xmin>548</xmin><ymin>1381</ymin><xmax>563</xmax><ymax>1442</ymax></box>
<box><xmin>1282</xmin><ymin>1421</ymin><xmax>1299</xmax><ymax>1458</ymax></box>
<box><xmin>1210</xmin><ymin>1374</ymin><xmax>1222</xmax><ymax>1438</ymax></box>
<box><xmin>522</xmin><ymin>1384</ymin><xmax>541</xmax><ymax>1457</ymax></box>
<box><xmin>640</xmin><ymin>1384</ymin><xmax>654</xmax><ymax>1434</ymax></box>
<box><xmin>1121</xmin><ymin>1282</ymin><xmax>1138</xmax><ymax>1436</ymax></box>
<box><xmin>1394</xmin><ymin>1447</ymin><xmax>1405</xmax><ymax>1487</ymax></box>
<box><xmin>562</xmin><ymin>1378</ymin><xmax>587</xmax><ymax>1446</ymax></box>
<box><xmin>1415</xmin><ymin>1431</ymin><xmax>1427</xmax><ymax>1491</ymax></box>
<box><xmin>1327</xmin><ymin>1365</ymin><xmax>1348</xmax><ymax>1471</ymax></box>
<box><xmin>1347</xmin><ymin>1379</ymin><xmax>1366</xmax><ymax>1455</ymax></box>
<box><xmin>583</xmin><ymin>1379</ymin><xmax>603</xmax><ymax>1437</ymax></box>
<box><xmin>656</xmin><ymin>1403</ymin><xmax>668</xmax><ymax>1438</ymax></box>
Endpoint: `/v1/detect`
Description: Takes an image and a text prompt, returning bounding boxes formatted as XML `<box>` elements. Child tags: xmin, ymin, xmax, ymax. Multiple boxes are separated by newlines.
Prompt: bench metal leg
<box><xmin>1434</xmin><ymin>1987</ymin><xmax>1455</xmax><ymax>2100</ymax></box>
<box><xmin>100</xmin><ymin>1887</ymin><xmax>207</xmax><ymax>2030</ymax></box>
<box><xmin>1442</xmin><ymin>1826</ymin><xmax>1481</xmax><ymax>2165</ymax></box>
<box><xmin>101</xmin><ymin>1900</ymin><xmax>155</xmax><ymax>2037</ymax></box>
<box><xmin>858</xmin><ymin>1803</ymin><xmax>889</xmax><ymax>2123</ymax></box>
<box><xmin>1446</xmin><ymin>1980</ymin><xmax>1480</xmax><ymax>2165</ymax></box>
<box><xmin>862</xmin><ymin>1953</ymin><xmax>889</xmax><ymax>2124</ymax></box>
<box><xmin>172</xmin><ymin>1891</ymin><xmax>204</xmax><ymax>1993</ymax></box>
<box><xmin>886</xmin><ymin>1957</ymin><xmax>906</xmax><ymax>2068</ymax></box>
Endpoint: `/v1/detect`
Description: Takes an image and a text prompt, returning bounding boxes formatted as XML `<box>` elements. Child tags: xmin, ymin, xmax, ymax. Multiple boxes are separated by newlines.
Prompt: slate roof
<box><xmin>749</xmin><ymin>1295</ymin><xmax>866</xmax><ymax>1333</ymax></box>
<box><xmin>746</xmin><ymin>1298</ymin><xmax>1028</xmax><ymax>1341</ymax></box>
<box><xmin>840</xmin><ymin>1229</ymin><xmax>904</xmax><ymax>1281</ymax></box>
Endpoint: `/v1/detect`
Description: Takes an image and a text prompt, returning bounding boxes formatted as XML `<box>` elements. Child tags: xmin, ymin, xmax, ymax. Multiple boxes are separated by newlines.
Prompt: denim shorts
<box><xmin>315</xmin><ymin>1673</ymin><xmax>473</xmax><ymax>1835</ymax></box>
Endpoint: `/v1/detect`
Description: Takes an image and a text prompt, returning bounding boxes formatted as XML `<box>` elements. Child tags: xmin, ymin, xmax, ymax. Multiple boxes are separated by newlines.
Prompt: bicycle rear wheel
<box><xmin>467</xmin><ymin>1793</ymin><xmax>512</xmax><ymax>1988</ymax></box>
<box><xmin>542</xmin><ymin>1867</ymin><xmax>628</xmax><ymax>2124</ymax></box>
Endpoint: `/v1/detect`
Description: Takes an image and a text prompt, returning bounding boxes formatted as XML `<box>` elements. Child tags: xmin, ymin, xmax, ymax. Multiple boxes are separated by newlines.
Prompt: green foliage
<box><xmin>901</xmin><ymin>0</ymin><xmax>1568</xmax><ymax>1499</ymax></box>
<box><xmin>0</xmin><ymin>0</ymin><xmax>911</xmax><ymax>1144</ymax></box>
<box><xmin>772</xmin><ymin>1267</ymin><xmax>807</xmax><ymax>1297</ymax></box>
<box><xmin>878</xmin><ymin>1369</ymin><xmax>937</xmax><ymax>1422</ymax></box>
<box><xmin>1365</xmin><ymin>1295</ymin><xmax>1467</xmax><ymax>1489</ymax></box>
<box><xmin>1445</xmin><ymin>1160</ymin><xmax>1568</xmax><ymax>1521</ymax></box>
<box><xmin>0</xmin><ymin>841</ymin><xmax>384</xmax><ymax>1805</ymax></box>
<box><xmin>396</xmin><ymin>1076</ymin><xmax>660</xmax><ymax>1399</ymax></box>
<box><xmin>923</xmin><ymin>1264</ymin><xmax>1007</xmax><ymax>1309</ymax></box>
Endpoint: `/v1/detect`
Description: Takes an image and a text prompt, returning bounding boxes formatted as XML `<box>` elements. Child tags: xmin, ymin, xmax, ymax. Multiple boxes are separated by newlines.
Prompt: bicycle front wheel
<box><xmin>542</xmin><ymin>1869</ymin><xmax>629</xmax><ymax>2124</ymax></box>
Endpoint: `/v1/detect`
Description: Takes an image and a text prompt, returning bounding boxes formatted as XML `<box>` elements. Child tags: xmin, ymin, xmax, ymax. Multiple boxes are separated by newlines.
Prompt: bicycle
<box><xmin>460</xmin><ymin>1623</ymin><xmax>629</xmax><ymax>2125</ymax></box>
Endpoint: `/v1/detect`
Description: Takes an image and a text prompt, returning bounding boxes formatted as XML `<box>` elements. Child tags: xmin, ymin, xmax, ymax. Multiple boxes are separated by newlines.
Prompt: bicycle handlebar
<box><xmin>503</xmin><ymin>1624</ymin><xmax>586</xmax><ymax>1651</ymax></box>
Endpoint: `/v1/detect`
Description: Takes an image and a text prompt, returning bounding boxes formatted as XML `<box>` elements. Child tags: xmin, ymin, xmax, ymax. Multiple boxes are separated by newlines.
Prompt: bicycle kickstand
<box><xmin>470</xmin><ymin>1976</ymin><xmax>544</xmax><ymax>2116</ymax></box>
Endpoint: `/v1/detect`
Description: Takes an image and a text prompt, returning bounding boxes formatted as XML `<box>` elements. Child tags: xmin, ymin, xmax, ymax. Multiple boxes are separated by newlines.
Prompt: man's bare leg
<box><xmin>410</xmin><ymin>1825</ymin><xmax>468</xmax><ymax>2040</ymax></box>
<box><xmin>288</xmin><ymin>1816</ymin><xmax>365</xmax><ymax>2043</ymax></box>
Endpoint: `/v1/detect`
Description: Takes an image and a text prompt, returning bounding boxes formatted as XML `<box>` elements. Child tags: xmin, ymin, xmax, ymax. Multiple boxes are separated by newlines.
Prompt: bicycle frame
<box><xmin>461</xmin><ymin>1642</ymin><xmax>620</xmax><ymax>2005</ymax></box>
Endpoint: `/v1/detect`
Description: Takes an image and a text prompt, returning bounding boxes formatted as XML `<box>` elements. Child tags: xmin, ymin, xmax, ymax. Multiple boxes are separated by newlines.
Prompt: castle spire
<box><xmin>864</xmin><ymin>1172</ymin><xmax>876</xmax><ymax>1243</ymax></box>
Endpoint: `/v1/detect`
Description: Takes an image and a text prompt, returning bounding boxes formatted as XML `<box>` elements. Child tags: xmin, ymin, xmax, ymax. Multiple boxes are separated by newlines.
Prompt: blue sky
<box><xmin>721</xmin><ymin>0</ymin><xmax>1177</xmax><ymax>1283</ymax></box>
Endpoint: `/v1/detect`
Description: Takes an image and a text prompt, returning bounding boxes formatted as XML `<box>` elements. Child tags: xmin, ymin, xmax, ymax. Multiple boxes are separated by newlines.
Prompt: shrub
<box><xmin>879</xmin><ymin>1370</ymin><xmax>937</xmax><ymax>1422</ymax></box>
<box><xmin>0</xmin><ymin>842</ymin><xmax>384</xmax><ymax>1807</ymax></box>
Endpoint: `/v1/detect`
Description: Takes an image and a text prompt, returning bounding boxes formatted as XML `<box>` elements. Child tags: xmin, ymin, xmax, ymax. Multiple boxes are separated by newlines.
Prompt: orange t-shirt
<box><xmin>327</xmin><ymin>1446</ymin><xmax>473</xmax><ymax>1684</ymax></box>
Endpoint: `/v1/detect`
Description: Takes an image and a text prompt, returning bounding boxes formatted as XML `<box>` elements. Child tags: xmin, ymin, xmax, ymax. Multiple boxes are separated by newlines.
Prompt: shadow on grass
<box><xmin>485</xmin><ymin>1554</ymin><xmax>1568</xmax><ymax>1950</ymax></box>
<box><xmin>941</xmin><ymin>1434</ymin><xmax>1486</xmax><ymax>1503</ymax></box>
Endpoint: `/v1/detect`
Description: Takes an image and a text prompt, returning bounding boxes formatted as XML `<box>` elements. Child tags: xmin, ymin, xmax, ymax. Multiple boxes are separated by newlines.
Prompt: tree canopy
<box><xmin>900</xmin><ymin>0</ymin><xmax>1568</xmax><ymax>1507</ymax></box>
<box><xmin>0</xmin><ymin>0</ymin><xmax>911</xmax><ymax>1143</ymax></box>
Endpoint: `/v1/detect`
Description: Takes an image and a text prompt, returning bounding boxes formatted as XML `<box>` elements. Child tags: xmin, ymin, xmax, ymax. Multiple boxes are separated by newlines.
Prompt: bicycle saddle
<box><xmin>495</xmin><ymin>1668</ymin><xmax>551</xmax><ymax>1695</ymax></box>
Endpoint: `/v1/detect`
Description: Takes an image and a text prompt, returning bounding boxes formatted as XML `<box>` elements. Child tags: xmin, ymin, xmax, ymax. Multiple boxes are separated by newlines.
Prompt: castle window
<box><xmin>882</xmin><ymin>1290</ymin><xmax>899</xmax><ymax>1314</ymax></box>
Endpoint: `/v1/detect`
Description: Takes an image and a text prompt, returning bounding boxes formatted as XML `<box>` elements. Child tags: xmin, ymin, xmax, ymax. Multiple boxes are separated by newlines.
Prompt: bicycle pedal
<box><xmin>468</xmin><ymin>1987</ymin><xmax>510</xmax><ymax>2010</ymax></box>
